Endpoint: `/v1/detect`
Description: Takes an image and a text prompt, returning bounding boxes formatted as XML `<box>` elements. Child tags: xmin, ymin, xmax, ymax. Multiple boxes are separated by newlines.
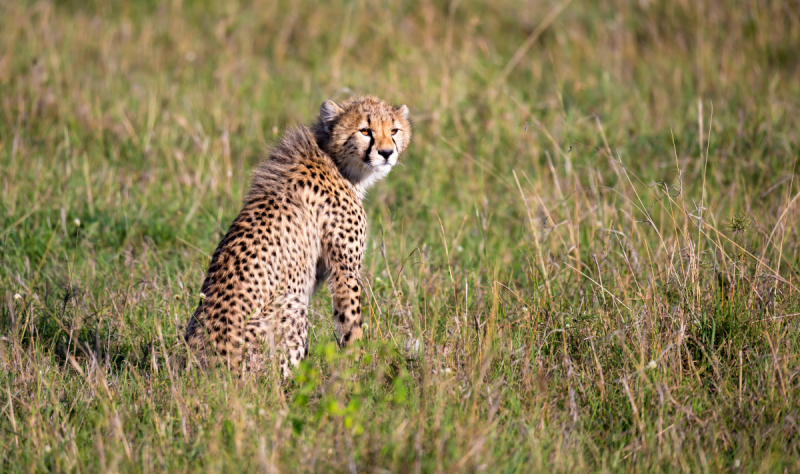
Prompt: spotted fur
<box><xmin>185</xmin><ymin>96</ymin><xmax>412</xmax><ymax>379</ymax></box>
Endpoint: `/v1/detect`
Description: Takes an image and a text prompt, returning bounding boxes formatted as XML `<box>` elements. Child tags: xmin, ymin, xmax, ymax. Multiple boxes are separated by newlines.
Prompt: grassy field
<box><xmin>2</xmin><ymin>0</ymin><xmax>800</xmax><ymax>471</ymax></box>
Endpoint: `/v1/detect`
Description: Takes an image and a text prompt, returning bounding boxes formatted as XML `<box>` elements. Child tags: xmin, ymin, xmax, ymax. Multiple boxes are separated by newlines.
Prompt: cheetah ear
<box><xmin>320</xmin><ymin>100</ymin><xmax>343</xmax><ymax>124</ymax></box>
<box><xmin>395</xmin><ymin>104</ymin><xmax>410</xmax><ymax>121</ymax></box>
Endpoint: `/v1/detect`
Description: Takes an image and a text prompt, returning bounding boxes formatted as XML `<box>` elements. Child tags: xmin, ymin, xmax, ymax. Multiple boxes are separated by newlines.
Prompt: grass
<box><xmin>2</xmin><ymin>0</ymin><xmax>800</xmax><ymax>471</ymax></box>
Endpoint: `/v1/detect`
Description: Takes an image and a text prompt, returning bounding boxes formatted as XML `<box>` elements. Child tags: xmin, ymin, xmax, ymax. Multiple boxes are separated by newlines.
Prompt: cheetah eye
<box><xmin>359</xmin><ymin>129</ymin><xmax>370</xmax><ymax>136</ymax></box>
<box><xmin>391</xmin><ymin>128</ymin><xmax>399</xmax><ymax>136</ymax></box>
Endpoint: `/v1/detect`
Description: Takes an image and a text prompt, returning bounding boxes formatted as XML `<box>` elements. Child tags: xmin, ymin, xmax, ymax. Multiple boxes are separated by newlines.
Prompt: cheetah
<box><xmin>184</xmin><ymin>96</ymin><xmax>412</xmax><ymax>379</ymax></box>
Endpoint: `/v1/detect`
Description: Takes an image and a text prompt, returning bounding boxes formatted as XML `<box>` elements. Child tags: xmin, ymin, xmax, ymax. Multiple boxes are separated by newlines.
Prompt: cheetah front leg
<box><xmin>331</xmin><ymin>274</ymin><xmax>363</xmax><ymax>346</ymax></box>
<box><xmin>324</xmin><ymin>235</ymin><xmax>365</xmax><ymax>348</ymax></box>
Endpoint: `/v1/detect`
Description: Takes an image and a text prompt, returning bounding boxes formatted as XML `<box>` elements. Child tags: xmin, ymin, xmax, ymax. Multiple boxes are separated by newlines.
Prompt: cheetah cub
<box><xmin>185</xmin><ymin>96</ymin><xmax>412</xmax><ymax>379</ymax></box>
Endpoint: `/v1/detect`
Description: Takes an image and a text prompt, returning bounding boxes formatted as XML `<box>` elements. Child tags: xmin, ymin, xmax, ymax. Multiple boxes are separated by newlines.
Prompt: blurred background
<box><xmin>2</xmin><ymin>0</ymin><xmax>800</xmax><ymax>471</ymax></box>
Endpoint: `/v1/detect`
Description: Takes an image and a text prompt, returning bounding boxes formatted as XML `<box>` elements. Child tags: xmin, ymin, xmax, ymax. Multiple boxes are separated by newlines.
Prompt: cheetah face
<box><xmin>315</xmin><ymin>97</ymin><xmax>412</xmax><ymax>191</ymax></box>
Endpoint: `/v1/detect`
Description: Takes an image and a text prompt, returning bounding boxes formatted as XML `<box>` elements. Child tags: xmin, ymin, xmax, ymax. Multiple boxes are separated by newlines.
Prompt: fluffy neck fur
<box><xmin>341</xmin><ymin>162</ymin><xmax>392</xmax><ymax>200</ymax></box>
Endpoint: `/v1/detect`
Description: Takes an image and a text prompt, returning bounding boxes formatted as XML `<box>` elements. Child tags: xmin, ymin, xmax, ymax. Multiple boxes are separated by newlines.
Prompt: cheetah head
<box><xmin>312</xmin><ymin>96</ymin><xmax>412</xmax><ymax>193</ymax></box>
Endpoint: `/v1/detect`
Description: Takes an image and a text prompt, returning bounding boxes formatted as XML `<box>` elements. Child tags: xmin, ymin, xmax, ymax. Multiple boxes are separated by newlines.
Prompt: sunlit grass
<box><xmin>2</xmin><ymin>0</ymin><xmax>800</xmax><ymax>471</ymax></box>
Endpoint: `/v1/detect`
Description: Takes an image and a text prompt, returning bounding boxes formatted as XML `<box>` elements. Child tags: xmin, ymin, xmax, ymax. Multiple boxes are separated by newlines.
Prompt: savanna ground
<box><xmin>2</xmin><ymin>0</ymin><xmax>800</xmax><ymax>471</ymax></box>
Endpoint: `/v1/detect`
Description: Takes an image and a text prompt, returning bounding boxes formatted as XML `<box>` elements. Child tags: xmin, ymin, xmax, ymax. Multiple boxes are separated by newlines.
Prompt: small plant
<box><xmin>725</xmin><ymin>211</ymin><xmax>751</xmax><ymax>236</ymax></box>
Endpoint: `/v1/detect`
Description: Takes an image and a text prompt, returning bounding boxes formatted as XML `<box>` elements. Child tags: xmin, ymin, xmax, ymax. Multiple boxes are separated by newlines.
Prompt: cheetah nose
<box><xmin>377</xmin><ymin>149</ymin><xmax>393</xmax><ymax>161</ymax></box>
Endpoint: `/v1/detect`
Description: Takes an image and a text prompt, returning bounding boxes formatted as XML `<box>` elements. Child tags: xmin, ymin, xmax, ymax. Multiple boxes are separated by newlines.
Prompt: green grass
<box><xmin>2</xmin><ymin>0</ymin><xmax>800</xmax><ymax>471</ymax></box>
